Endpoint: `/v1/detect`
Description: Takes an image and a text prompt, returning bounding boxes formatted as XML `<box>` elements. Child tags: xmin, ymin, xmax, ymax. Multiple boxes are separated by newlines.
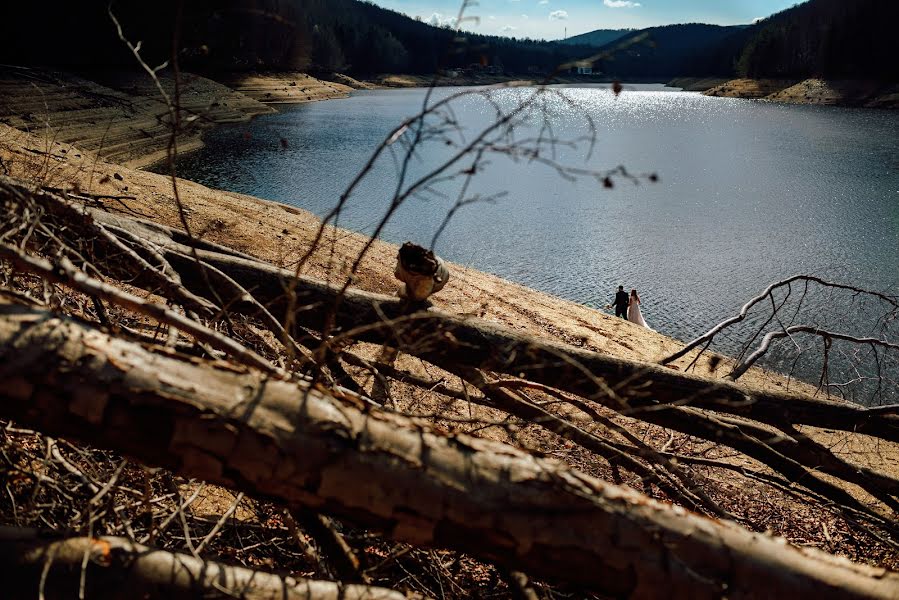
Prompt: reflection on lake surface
<box><xmin>172</xmin><ymin>83</ymin><xmax>899</xmax><ymax>403</ymax></box>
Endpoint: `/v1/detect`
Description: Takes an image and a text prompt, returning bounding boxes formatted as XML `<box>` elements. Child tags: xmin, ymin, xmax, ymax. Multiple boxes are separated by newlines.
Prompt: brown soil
<box><xmin>370</xmin><ymin>72</ymin><xmax>629</xmax><ymax>89</ymax></box>
<box><xmin>705</xmin><ymin>78</ymin><xmax>798</xmax><ymax>99</ymax></box>
<box><xmin>767</xmin><ymin>79</ymin><xmax>899</xmax><ymax>108</ymax></box>
<box><xmin>321</xmin><ymin>73</ymin><xmax>379</xmax><ymax>90</ymax></box>
<box><xmin>705</xmin><ymin>77</ymin><xmax>899</xmax><ymax>108</ymax></box>
<box><xmin>666</xmin><ymin>77</ymin><xmax>731</xmax><ymax>92</ymax></box>
<box><xmin>211</xmin><ymin>71</ymin><xmax>354</xmax><ymax>104</ymax></box>
<box><xmin>0</xmin><ymin>66</ymin><xmax>272</xmax><ymax>169</ymax></box>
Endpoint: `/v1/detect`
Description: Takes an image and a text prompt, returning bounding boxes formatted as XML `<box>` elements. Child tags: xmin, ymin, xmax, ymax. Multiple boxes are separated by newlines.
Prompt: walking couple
<box><xmin>610</xmin><ymin>285</ymin><xmax>651</xmax><ymax>329</ymax></box>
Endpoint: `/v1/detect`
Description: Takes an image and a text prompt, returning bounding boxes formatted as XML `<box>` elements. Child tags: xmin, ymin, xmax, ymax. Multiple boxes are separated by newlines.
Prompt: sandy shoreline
<box><xmin>0</xmin><ymin>67</ymin><xmax>595</xmax><ymax>171</ymax></box>
<box><xmin>3</xmin><ymin>65</ymin><xmax>895</xmax><ymax>383</ymax></box>
<box><xmin>700</xmin><ymin>77</ymin><xmax>899</xmax><ymax>109</ymax></box>
<box><xmin>4</xmin><ymin>66</ymin><xmax>891</xmax><ymax>181</ymax></box>
<box><xmin>0</xmin><ymin>116</ymin><xmax>796</xmax><ymax>391</ymax></box>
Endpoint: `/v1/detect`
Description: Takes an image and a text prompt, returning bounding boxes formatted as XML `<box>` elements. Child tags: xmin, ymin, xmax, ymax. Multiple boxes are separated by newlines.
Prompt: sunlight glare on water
<box><xmin>172</xmin><ymin>84</ymin><xmax>899</xmax><ymax>397</ymax></box>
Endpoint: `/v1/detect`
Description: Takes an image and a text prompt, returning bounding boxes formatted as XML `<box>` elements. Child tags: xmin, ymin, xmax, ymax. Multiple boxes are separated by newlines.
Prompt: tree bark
<box><xmin>6</xmin><ymin>178</ymin><xmax>898</xmax><ymax>520</ymax></box>
<box><xmin>1</xmin><ymin>303</ymin><xmax>897</xmax><ymax>599</ymax></box>
<box><xmin>0</xmin><ymin>527</ymin><xmax>404</xmax><ymax>600</ymax></box>
<box><xmin>81</xmin><ymin>204</ymin><xmax>899</xmax><ymax>444</ymax></box>
<box><xmin>5</xmin><ymin>177</ymin><xmax>896</xmax><ymax>442</ymax></box>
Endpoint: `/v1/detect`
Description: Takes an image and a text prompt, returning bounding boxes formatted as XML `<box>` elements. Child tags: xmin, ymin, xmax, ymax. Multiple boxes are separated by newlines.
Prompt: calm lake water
<box><xmin>172</xmin><ymin>83</ymin><xmax>899</xmax><ymax>401</ymax></box>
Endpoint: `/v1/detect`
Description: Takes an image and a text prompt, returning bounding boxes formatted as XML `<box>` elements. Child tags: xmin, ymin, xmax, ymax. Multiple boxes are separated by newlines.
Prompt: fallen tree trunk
<box><xmin>79</xmin><ymin>204</ymin><xmax>899</xmax><ymax>444</ymax></box>
<box><xmin>6</xmin><ymin>178</ymin><xmax>897</xmax><ymax>443</ymax></box>
<box><xmin>132</xmin><ymin>218</ymin><xmax>899</xmax><ymax>510</ymax></box>
<box><xmin>1</xmin><ymin>303</ymin><xmax>897</xmax><ymax>599</ymax></box>
<box><xmin>0</xmin><ymin>527</ymin><xmax>404</xmax><ymax>600</ymax></box>
<box><xmin>5</xmin><ymin>179</ymin><xmax>898</xmax><ymax>519</ymax></box>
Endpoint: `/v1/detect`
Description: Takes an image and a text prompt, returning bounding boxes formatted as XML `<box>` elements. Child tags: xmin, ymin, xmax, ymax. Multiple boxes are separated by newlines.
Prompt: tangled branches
<box><xmin>662</xmin><ymin>274</ymin><xmax>899</xmax><ymax>405</ymax></box>
<box><xmin>1</xmin><ymin>174</ymin><xmax>899</xmax><ymax>598</ymax></box>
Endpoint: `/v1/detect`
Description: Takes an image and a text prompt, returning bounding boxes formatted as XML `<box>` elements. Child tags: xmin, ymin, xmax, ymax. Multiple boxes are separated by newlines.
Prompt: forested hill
<box><xmin>559</xmin><ymin>29</ymin><xmax>633</xmax><ymax>48</ymax></box>
<box><xmin>555</xmin><ymin>0</ymin><xmax>898</xmax><ymax>82</ymax></box>
<box><xmin>590</xmin><ymin>24</ymin><xmax>750</xmax><ymax>78</ymax></box>
<box><xmin>4</xmin><ymin>0</ymin><xmax>895</xmax><ymax>82</ymax></box>
<box><xmin>292</xmin><ymin>0</ymin><xmax>593</xmax><ymax>74</ymax></box>
<box><xmin>0</xmin><ymin>0</ymin><xmax>594</xmax><ymax>75</ymax></box>
<box><xmin>736</xmin><ymin>0</ymin><xmax>899</xmax><ymax>80</ymax></box>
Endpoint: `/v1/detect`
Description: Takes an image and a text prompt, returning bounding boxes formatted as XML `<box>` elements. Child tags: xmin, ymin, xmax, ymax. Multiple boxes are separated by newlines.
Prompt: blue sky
<box><xmin>370</xmin><ymin>0</ymin><xmax>800</xmax><ymax>40</ymax></box>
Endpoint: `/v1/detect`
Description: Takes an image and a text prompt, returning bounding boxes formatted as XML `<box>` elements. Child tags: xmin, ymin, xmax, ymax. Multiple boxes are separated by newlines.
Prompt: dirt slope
<box><xmin>0</xmin><ymin>121</ymin><xmax>806</xmax><ymax>392</ymax></box>
<box><xmin>0</xmin><ymin>66</ymin><xmax>272</xmax><ymax>169</ymax></box>
<box><xmin>704</xmin><ymin>77</ymin><xmax>899</xmax><ymax>108</ymax></box>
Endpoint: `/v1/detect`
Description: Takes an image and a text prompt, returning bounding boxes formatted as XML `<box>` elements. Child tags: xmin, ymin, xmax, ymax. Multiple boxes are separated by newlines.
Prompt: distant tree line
<box><xmin>580</xmin><ymin>0</ymin><xmax>898</xmax><ymax>81</ymax></box>
<box><xmin>588</xmin><ymin>24</ymin><xmax>752</xmax><ymax>79</ymax></box>
<box><xmin>302</xmin><ymin>0</ymin><xmax>598</xmax><ymax>75</ymax></box>
<box><xmin>0</xmin><ymin>0</ymin><xmax>595</xmax><ymax>76</ymax></box>
<box><xmin>1</xmin><ymin>0</ymin><xmax>895</xmax><ymax>81</ymax></box>
<box><xmin>736</xmin><ymin>0</ymin><xmax>898</xmax><ymax>80</ymax></box>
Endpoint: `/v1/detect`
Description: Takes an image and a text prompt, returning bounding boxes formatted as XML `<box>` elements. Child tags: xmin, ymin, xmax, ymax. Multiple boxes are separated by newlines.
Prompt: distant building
<box><xmin>575</xmin><ymin>66</ymin><xmax>593</xmax><ymax>75</ymax></box>
<box><xmin>466</xmin><ymin>62</ymin><xmax>504</xmax><ymax>76</ymax></box>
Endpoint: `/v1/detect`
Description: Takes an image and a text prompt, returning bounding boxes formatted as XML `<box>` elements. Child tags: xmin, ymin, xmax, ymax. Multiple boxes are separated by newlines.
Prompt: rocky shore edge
<box><xmin>670</xmin><ymin>76</ymin><xmax>899</xmax><ymax>109</ymax></box>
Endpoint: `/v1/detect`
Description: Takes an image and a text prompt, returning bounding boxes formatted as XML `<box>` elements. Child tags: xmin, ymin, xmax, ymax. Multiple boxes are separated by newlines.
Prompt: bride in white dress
<box><xmin>627</xmin><ymin>289</ymin><xmax>651</xmax><ymax>329</ymax></box>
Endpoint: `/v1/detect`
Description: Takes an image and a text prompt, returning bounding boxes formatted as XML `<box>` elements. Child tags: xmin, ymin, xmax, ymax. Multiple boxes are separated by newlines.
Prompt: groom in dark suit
<box><xmin>613</xmin><ymin>285</ymin><xmax>629</xmax><ymax>318</ymax></box>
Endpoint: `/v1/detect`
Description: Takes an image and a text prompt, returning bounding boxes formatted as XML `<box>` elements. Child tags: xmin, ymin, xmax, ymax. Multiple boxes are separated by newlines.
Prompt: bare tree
<box><xmin>2</xmin><ymin>303</ymin><xmax>899</xmax><ymax>599</ymax></box>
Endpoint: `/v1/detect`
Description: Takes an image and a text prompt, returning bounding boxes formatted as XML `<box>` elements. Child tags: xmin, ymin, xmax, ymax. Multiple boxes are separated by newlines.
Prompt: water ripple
<box><xmin>172</xmin><ymin>84</ymin><xmax>899</xmax><ymax>399</ymax></box>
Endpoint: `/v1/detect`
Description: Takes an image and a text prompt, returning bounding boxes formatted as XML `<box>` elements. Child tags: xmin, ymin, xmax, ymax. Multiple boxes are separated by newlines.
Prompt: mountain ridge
<box><xmin>558</xmin><ymin>29</ymin><xmax>634</xmax><ymax>48</ymax></box>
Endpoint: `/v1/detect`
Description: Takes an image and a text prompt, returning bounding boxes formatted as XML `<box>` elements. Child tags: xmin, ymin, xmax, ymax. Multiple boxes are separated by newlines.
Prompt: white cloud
<box><xmin>501</xmin><ymin>24</ymin><xmax>518</xmax><ymax>32</ymax></box>
<box><xmin>427</xmin><ymin>12</ymin><xmax>457</xmax><ymax>27</ymax></box>
<box><xmin>522</xmin><ymin>14</ymin><xmax>529</xmax><ymax>19</ymax></box>
<box><xmin>538</xmin><ymin>0</ymin><xmax>549</xmax><ymax>4</ymax></box>
<box><xmin>549</xmin><ymin>10</ymin><xmax>568</xmax><ymax>20</ymax></box>
<box><xmin>751</xmin><ymin>16</ymin><xmax>764</xmax><ymax>24</ymax></box>
<box><xmin>603</xmin><ymin>0</ymin><xmax>641</xmax><ymax>8</ymax></box>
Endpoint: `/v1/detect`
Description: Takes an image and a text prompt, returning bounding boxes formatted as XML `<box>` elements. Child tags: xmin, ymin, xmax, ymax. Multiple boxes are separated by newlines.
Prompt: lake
<box><xmin>171</xmin><ymin>83</ymin><xmax>899</xmax><ymax>402</ymax></box>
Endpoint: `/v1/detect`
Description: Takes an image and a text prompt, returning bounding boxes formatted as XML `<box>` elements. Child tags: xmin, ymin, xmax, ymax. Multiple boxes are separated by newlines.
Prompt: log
<box><xmin>5</xmin><ymin>178</ymin><xmax>898</xmax><ymax>516</ymax></box>
<box><xmin>4</xmin><ymin>178</ymin><xmax>896</xmax><ymax>442</ymax></box>
<box><xmin>0</xmin><ymin>527</ymin><xmax>404</xmax><ymax>600</ymax></box>
<box><xmin>1</xmin><ymin>303</ymin><xmax>897</xmax><ymax>599</ymax></box>
<box><xmin>85</xmin><ymin>206</ymin><xmax>899</xmax><ymax>444</ymax></box>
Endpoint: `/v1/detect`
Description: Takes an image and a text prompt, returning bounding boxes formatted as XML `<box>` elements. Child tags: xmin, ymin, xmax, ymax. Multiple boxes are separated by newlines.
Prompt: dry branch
<box><xmin>0</xmin><ymin>244</ymin><xmax>285</xmax><ymax>378</ymax></box>
<box><xmin>0</xmin><ymin>527</ymin><xmax>405</xmax><ymax>600</ymax></box>
<box><xmin>4</xmin><ymin>179</ymin><xmax>899</xmax><ymax>526</ymax></box>
<box><xmin>5</xmin><ymin>179</ymin><xmax>895</xmax><ymax>444</ymax></box>
<box><xmin>1</xmin><ymin>303</ymin><xmax>898</xmax><ymax>599</ymax></box>
<box><xmin>86</xmin><ymin>207</ymin><xmax>899</xmax><ymax>443</ymax></box>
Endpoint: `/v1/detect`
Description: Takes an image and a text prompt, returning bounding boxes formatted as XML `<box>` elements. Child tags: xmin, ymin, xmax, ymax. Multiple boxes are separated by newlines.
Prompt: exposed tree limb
<box><xmin>729</xmin><ymin>326</ymin><xmax>899</xmax><ymax>381</ymax></box>
<box><xmin>1</xmin><ymin>303</ymin><xmax>898</xmax><ymax>598</ymax></box>
<box><xmin>0</xmin><ymin>527</ymin><xmax>405</xmax><ymax>600</ymax></box>
<box><xmin>661</xmin><ymin>275</ymin><xmax>898</xmax><ymax>367</ymax></box>
<box><xmin>452</xmin><ymin>365</ymin><xmax>729</xmax><ymax>518</ymax></box>
<box><xmin>0</xmin><ymin>178</ymin><xmax>218</xmax><ymax>317</ymax></box>
<box><xmin>504</xmin><ymin>569</ymin><xmax>541</xmax><ymax>600</ymax></box>
<box><xmin>0</xmin><ymin>243</ymin><xmax>285</xmax><ymax>379</ymax></box>
<box><xmin>6</xmin><ymin>179</ymin><xmax>897</xmax><ymax>443</ymax></box>
<box><xmin>294</xmin><ymin>511</ymin><xmax>370</xmax><ymax>584</ymax></box>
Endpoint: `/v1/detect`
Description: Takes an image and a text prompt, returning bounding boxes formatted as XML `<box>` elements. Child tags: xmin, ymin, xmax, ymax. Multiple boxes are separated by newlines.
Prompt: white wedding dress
<box><xmin>627</xmin><ymin>300</ymin><xmax>651</xmax><ymax>330</ymax></box>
